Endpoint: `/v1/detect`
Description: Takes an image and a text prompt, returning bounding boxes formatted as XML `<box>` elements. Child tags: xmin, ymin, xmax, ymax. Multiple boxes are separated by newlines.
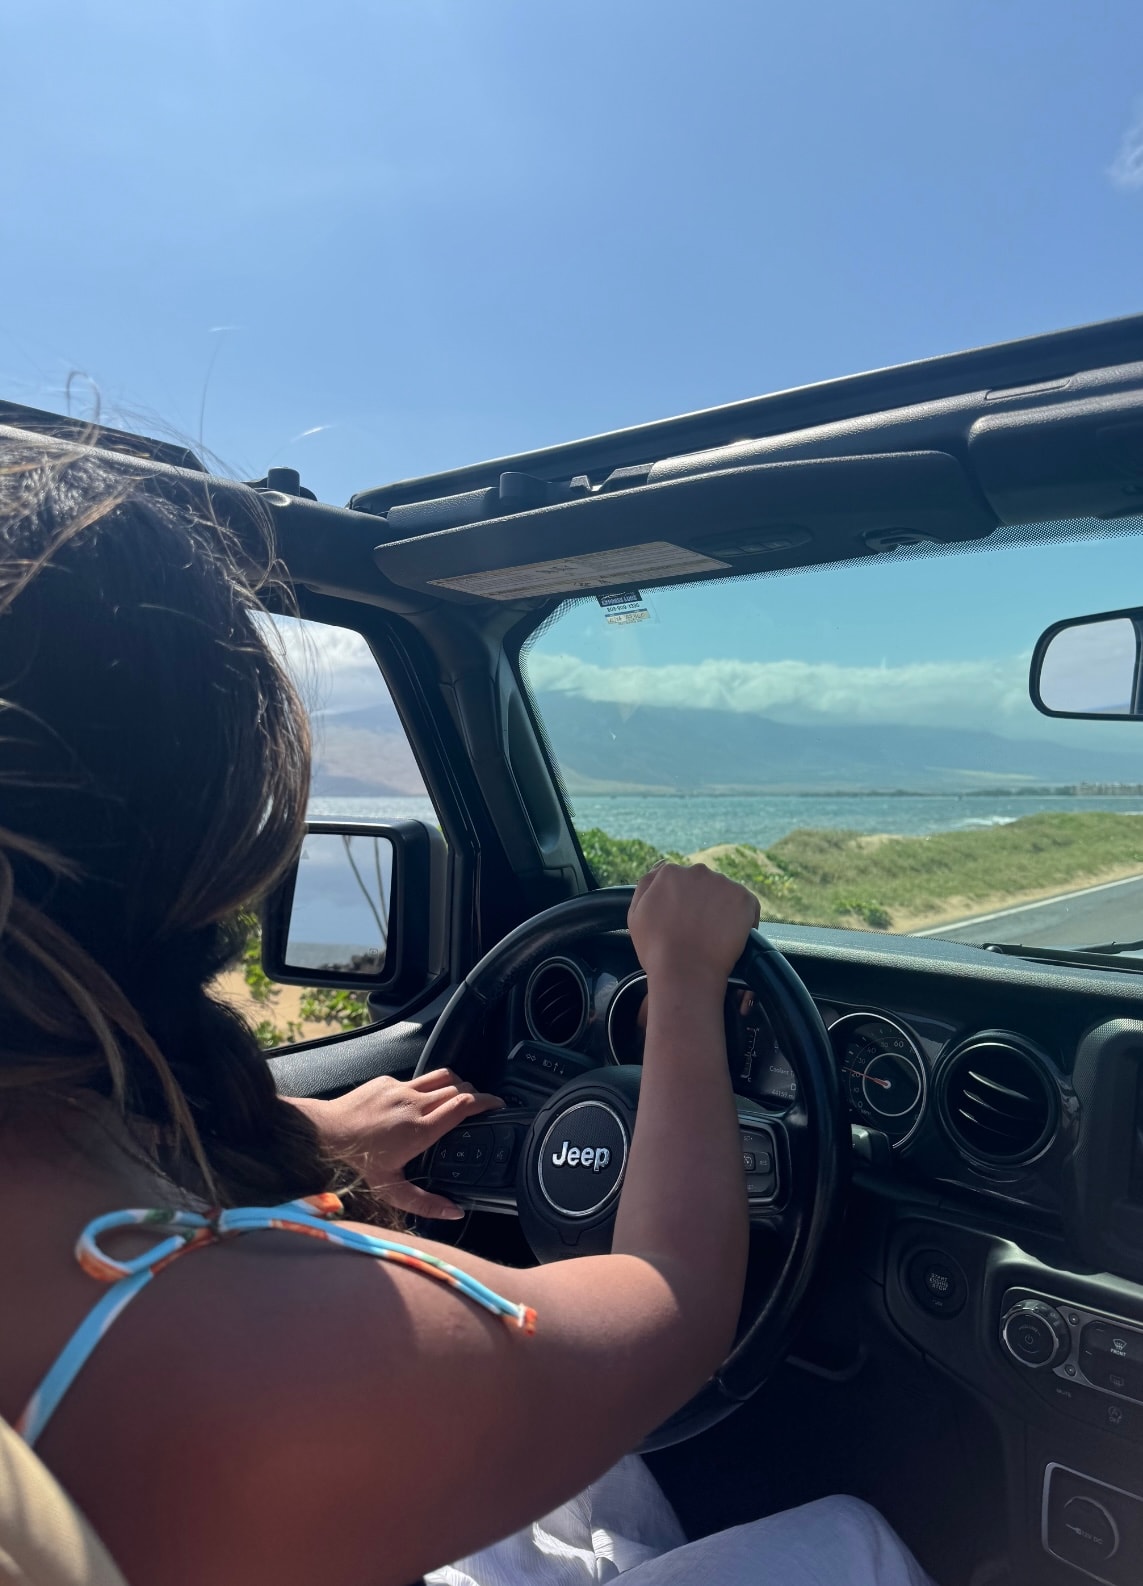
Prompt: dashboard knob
<box><xmin>1001</xmin><ymin>1299</ymin><xmax>1070</xmax><ymax>1369</ymax></box>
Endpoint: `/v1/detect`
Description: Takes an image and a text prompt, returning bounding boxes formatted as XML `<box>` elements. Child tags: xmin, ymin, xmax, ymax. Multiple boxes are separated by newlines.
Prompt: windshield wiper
<box><xmin>1065</xmin><ymin>936</ymin><xmax>1143</xmax><ymax>955</ymax></box>
<box><xmin>979</xmin><ymin>940</ymin><xmax>1143</xmax><ymax>972</ymax></box>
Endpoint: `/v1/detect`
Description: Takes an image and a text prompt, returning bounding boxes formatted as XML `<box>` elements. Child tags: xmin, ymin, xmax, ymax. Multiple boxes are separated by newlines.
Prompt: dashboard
<box><xmin>510</xmin><ymin>941</ymin><xmax>1070</xmax><ymax>1203</ymax></box>
<box><xmin>538</xmin><ymin>961</ymin><xmax>925</xmax><ymax>1139</ymax></box>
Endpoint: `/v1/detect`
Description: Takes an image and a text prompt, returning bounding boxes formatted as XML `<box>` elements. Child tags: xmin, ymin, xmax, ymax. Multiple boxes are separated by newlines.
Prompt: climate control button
<box><xmin>1001</xmin><ymin>1298</ymin><xmax>1070</xmax><ymax>1369</ymax></box>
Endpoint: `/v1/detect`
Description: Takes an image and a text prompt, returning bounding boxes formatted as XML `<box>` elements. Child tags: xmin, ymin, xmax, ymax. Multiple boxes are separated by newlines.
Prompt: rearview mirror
<box><xmin>261</xmin><ymin>819</ymin><xmax>447</xmax><ymax>996</ymax></box>
<box><xmin>1030</xmin><ymin>608</ymin><xmax>1143</xmax><ymax>720</ymax></box>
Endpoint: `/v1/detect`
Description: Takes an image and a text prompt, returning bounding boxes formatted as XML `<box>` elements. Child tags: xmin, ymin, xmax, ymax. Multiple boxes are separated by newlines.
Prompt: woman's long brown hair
<box><xmin>0</xmin><ymin>442</ymin><xmax>334</xmax><ymax>1204</ymax></box>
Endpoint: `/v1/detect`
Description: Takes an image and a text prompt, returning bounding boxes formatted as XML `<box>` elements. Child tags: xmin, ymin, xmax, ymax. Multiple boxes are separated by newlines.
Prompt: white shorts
<box><xmin>428</xmin><ymin>1455</ymin><xmax>935</xmax><ymax>1586</ymax></box>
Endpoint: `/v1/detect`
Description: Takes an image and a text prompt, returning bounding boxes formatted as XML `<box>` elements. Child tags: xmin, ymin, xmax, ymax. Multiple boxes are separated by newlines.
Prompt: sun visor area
<box><xmin>970</xmin><ymin>388</ymin><xmax>1143</xmax><ymax>524</ymax></box>
<box><xmin>371</xmin><ymin>450</ymin><xmax>996</xmax><ymax>603</ymax></box>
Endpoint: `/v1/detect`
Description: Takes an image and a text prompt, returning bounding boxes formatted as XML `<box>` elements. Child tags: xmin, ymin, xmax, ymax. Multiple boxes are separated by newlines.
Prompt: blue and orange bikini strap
<box><xmin>18</xmin><ymin>1193</ymin><xmax>535</xmax><ymax>1451</ymax></box>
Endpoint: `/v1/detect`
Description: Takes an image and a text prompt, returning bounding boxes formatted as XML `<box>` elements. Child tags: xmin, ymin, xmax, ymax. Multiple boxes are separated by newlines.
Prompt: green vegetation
<box><xmin>297</xmin><ymin>985</ymin><xmax>373</xmax><ymax>1032</ymax></box>
<box><xmin>240</xmin><ymin>920</ymin><xmax>371</xmax><ymax>1049</ymax></box>
<box><xmin>578</xmin><ymin>828</ymin><xmax>682</xmax><ymax>885</ymax></box>
<box><xmin>578</xmin><ymin>812</ymin><xmax>1143</xmax><ymax>931</ymax></box>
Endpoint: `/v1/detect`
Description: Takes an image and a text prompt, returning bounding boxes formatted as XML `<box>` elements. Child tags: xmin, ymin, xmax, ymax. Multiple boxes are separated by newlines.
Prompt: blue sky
<box><xmin>5</xmin><ymin>0</ymin><xmax>1143</xmax><ymax>745</ymax></box>
<box><xmin>4</xmin><ymin>0</ymin><xmax>1142</xmax><ymax>504</ymax></box>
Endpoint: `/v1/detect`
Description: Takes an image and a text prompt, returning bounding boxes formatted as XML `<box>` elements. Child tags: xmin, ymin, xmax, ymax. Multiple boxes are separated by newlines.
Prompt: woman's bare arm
<box><xmin>51</xmin><ymin>865</ymin><xmax>758</xmax><ymax>1586</ymax></box>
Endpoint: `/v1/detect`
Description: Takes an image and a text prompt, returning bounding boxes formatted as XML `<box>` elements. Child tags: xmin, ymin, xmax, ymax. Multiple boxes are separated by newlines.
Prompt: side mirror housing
<box><xmin>261</xmin><ymin>819</ymin><xmax>447</xmax><ymax>998</ymax></box>
<box><xmin>1030</xmin><ymin>607</ymin><xmax>1143</xmax><ymax>721</ymax></box>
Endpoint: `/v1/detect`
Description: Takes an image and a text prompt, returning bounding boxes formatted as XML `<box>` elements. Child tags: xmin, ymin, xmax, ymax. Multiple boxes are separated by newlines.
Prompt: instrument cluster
<box><xmin>522</xmin><ymin>956</ymin><xmax>930</xmax><ymax>1146</ymax></box>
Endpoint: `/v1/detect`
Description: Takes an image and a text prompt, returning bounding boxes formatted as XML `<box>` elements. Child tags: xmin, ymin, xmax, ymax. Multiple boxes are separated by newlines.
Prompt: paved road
<box><xmin>914</xmin><ymin>873</ymin><xmax>1143</xmax><ymax>949</ymax></box>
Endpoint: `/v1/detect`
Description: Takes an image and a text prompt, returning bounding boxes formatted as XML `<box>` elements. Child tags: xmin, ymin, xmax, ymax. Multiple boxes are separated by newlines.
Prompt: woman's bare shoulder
<box><xmin>37</xmin><ymin>1222</ymin><xmax>690</xmax><ymax>1586</ymax></box>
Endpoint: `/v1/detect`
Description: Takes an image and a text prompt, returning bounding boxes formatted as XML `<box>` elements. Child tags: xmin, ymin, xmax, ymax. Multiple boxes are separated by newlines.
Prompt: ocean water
<box><xmin>309</xmin><ymin>791</ymin><xmax>1143</xmax><ymax>855</ymax></box>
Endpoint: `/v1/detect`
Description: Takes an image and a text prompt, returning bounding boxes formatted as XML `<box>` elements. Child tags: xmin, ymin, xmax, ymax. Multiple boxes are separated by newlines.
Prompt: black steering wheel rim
<box><xmin>415</xmin><ymin>887</ymin><xmax>848</xmax><ymax>1448</ymax></box>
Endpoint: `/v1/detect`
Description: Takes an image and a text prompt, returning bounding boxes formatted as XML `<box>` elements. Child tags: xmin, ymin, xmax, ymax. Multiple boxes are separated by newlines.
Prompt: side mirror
<box><xmin>261</xmin><ymin>819</ymin><xmax>447</xmax><ymax>997</ymax></box>
<box><xmin>1030</xmin><ymin>608</ymin><xmax>1143</xmax><ymax>720</ymax></box>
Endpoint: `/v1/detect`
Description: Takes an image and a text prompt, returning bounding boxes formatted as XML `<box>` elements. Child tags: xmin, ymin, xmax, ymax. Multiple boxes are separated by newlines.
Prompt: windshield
<box><xmin>522</xmin><ymin>519</ymin><xmax>1143</xmax><ymax>953</ymax></box>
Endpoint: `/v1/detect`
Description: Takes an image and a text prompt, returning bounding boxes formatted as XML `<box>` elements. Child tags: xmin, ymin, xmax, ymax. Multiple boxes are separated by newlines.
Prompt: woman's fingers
<box><xmin>408</xmin><ymin>1067</ymin><xmax>472</xmax><ymax>1095</ymax></box>
<box><xmin>426</xmin><ymin>1087</ymin><xmax>504</xmax><ymax>1117</ymax></box>
<box><xmin>376</xmin><ymin>1175</ymin><xmax>465</xmax><ymax>1222</ymax></box>
<box><xmin>420</xmin><ymin>1089</ymin><xmax>504</xmax><ymax>1143</ymax></box>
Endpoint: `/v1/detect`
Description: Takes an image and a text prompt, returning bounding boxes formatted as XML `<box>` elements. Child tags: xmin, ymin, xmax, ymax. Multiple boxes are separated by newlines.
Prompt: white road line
<box><xmin>911</xmin><ymin>871</ymin><xmax>1143</xmax><ymax>937</ymax></box>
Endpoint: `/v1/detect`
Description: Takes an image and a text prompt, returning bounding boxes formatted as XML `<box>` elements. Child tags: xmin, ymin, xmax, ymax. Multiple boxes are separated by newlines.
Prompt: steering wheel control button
<box><xmin>479</xmin><ymin>1122</ymin><xmax>522</xmax><ymax>1186</ymax></box>
<box><xmin>1001</xmin><ymin>1299</ymin><xmax>1069</xmax><ymax>1369</ymax></box>
<box><xmin>432</xmin><ymin>1123</ymin><xmax>498</xmax><ymax>1188</ymax></box>
<box><xmin>505</xmin><ymin>1041</ymin><xmax>595</xmax><ymax>1101</ymax></box>
<box><xmin>537</xmin><ymin>1100</ymin><xmax>629</xmax><ymax>1220</ymax></box>
<box><xmin>906</xmin><ymin>1249</ymin><xmax>968</xmax><ymax>1319</ymax></box>
<box><xmin>739</xmin><ymin>1128</ymin><xmax>778</xmax><ymax>1201</ymax></box>
<box><xmin>435</xmin><ymin>1162</ymin><xmax>482</xmax><ymax>1186</ymax></box>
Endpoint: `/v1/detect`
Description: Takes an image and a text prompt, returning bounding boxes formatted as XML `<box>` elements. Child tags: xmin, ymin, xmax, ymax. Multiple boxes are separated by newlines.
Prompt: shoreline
<box><xmin>567</xmin><ymin>786</ymin><xmax>1143</xmax><ymax>801</ymax></box>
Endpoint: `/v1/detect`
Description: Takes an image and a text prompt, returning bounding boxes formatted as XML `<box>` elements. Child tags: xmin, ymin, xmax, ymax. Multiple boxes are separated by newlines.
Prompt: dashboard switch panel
<box><xmin>1001</xmin><ymin>1288</ymin><xmax>1143</xmax><ymax>1427</ymax></box>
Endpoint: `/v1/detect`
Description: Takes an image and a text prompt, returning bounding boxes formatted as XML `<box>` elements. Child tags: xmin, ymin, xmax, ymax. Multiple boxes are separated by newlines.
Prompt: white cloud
<box><xmin>1109</xmin><ymin>101</ymin><xmax>1143</xmax><ymax>190</ymax></box>
<box><xmin>260</xmin><ymin>614</ymin><xmax>393</xmax><ymax>717</ymax></box>
<box><xmin>525</xmin><ymin>651</ymin><xmax>1034</xmax><ymax>733</ymax></box>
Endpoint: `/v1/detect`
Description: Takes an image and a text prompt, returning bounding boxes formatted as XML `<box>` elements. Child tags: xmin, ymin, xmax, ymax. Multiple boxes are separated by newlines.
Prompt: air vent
<box><xmin>525</xmin><ymin>959</ymin><xmax>589</xmax><ymax>1048</ymax></box>
<box><xmin>937</xmin><ymin>1036</ymin><xmax>1058</xmax><ymax>1166</ymax></box>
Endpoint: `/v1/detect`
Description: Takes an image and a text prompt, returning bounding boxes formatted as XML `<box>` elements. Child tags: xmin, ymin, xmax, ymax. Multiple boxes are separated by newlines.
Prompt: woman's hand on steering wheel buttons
<box><xmin>628</xmin><ymin>862</ymin><xmax>760</xmax><ymax>995</ymax></box>
<box><xmin>289</xmin><ymin>1069</ymin><xmax>504</xmax><ymax>1220</ymax></box>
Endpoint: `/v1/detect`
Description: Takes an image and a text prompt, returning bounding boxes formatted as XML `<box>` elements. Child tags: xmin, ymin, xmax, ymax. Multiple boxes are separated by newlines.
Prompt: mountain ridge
<box><xmin>308</xmin><ymin>696</ymin><xmax>1143</xmax><ymax>798</ymax></box>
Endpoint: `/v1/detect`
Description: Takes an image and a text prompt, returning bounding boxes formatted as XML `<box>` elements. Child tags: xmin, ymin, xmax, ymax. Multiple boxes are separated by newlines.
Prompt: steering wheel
<box><xmin>413</xmin><ymin>888</ymin><xmax>848</xmax><ymax>1449</ymax></box>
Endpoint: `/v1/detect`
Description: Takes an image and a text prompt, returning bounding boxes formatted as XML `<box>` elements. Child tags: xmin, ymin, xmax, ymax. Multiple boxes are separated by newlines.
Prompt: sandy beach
<box><xmin>213</xmin><ymin>968</ymin><xmax>339</xmax><ymax>1045</ymax></box>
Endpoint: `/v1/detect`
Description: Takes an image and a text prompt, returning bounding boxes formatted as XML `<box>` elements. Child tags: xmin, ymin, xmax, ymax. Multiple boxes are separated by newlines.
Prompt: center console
<box><xmin>998</xmin><ymin>1288</ymin><xmax>1143</xmax><ymax>1581</ymax></box>
<box><xmin>877</xmin><ymin>1216</ymin><xmax>1143</xmax><ymax>1585</ymax></box>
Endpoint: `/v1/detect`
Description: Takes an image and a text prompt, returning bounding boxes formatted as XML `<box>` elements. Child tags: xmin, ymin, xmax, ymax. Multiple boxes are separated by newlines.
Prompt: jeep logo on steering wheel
<box><xmin>537</xmin><ymin>1099</ymin><xmax>628</xmax><ymax>1219</ymax></box>
<box><xmin>550</xmin><ymin>1140</ymin><xmax>611</xmax><ymax>1172</ymax></box>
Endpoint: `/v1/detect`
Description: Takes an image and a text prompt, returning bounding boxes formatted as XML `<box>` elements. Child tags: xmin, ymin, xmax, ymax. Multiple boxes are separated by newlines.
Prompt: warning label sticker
<box><xmin>429</xmin><ymin>541</ymin><xmax>730</xmax><ymax>601</ymax></box>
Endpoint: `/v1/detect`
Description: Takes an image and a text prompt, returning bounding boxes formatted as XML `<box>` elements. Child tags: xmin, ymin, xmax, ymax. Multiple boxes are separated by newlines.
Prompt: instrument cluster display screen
<box><xmin>725</xmin><ymin>985</ymin><xmax>799</xmax><ymax>1110</ymax></box>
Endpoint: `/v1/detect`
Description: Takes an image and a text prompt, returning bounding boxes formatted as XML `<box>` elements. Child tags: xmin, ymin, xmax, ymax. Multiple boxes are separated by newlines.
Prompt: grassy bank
<box><xmin>579</xmin><ymin>811</ymin><xmax>1143</xmax><ymax>932</ymax></box>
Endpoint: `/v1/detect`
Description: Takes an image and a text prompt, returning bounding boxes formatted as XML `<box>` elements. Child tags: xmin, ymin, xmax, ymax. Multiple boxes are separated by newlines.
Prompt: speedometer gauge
<box><xmin>828</xmin><ymin>1013</ymin><xmax>927</xmax><ymax>1146</ymax></box>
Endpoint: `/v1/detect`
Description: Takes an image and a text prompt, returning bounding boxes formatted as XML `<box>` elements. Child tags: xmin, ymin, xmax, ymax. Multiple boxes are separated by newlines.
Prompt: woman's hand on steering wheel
<box><xmin>628</xmin><ymin>862</ymin><xmax>761</xmax><ymax>995</ymax></box>
<box><xmin>290</xmin><ymin>1070</ymin><xmax>504</xmax><ymax>1220</ymax></box>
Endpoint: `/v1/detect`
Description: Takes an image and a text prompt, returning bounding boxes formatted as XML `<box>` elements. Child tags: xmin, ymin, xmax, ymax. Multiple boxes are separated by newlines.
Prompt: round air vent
<box><xmin>937</xmin><ymin>1034</ymin><xmax>1059</xmax><ymax>1167</ymax></box>
<box><xmin>524</xmin><ymin>958</ymin><xmax>589</xmax><ymax>1048</ymax></box>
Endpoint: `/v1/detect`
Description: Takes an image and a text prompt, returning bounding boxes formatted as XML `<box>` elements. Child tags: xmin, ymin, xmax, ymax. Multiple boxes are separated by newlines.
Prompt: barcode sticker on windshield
<box><xmin>598</xmin><ymin>588</ymin><xmax>650</xmax><ymax>625</ymax></box>
<box><xmin>429</xmin><ymin>542</ymin><xmax>729</xmax><ymax>601</ymax></box>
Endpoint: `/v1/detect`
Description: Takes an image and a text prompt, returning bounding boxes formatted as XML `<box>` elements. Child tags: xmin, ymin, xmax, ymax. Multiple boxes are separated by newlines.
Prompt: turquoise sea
<box><xmin>309</xmin><ymin>791</ymin><xmax>1143</xmax><ymax>856</ymax></box>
